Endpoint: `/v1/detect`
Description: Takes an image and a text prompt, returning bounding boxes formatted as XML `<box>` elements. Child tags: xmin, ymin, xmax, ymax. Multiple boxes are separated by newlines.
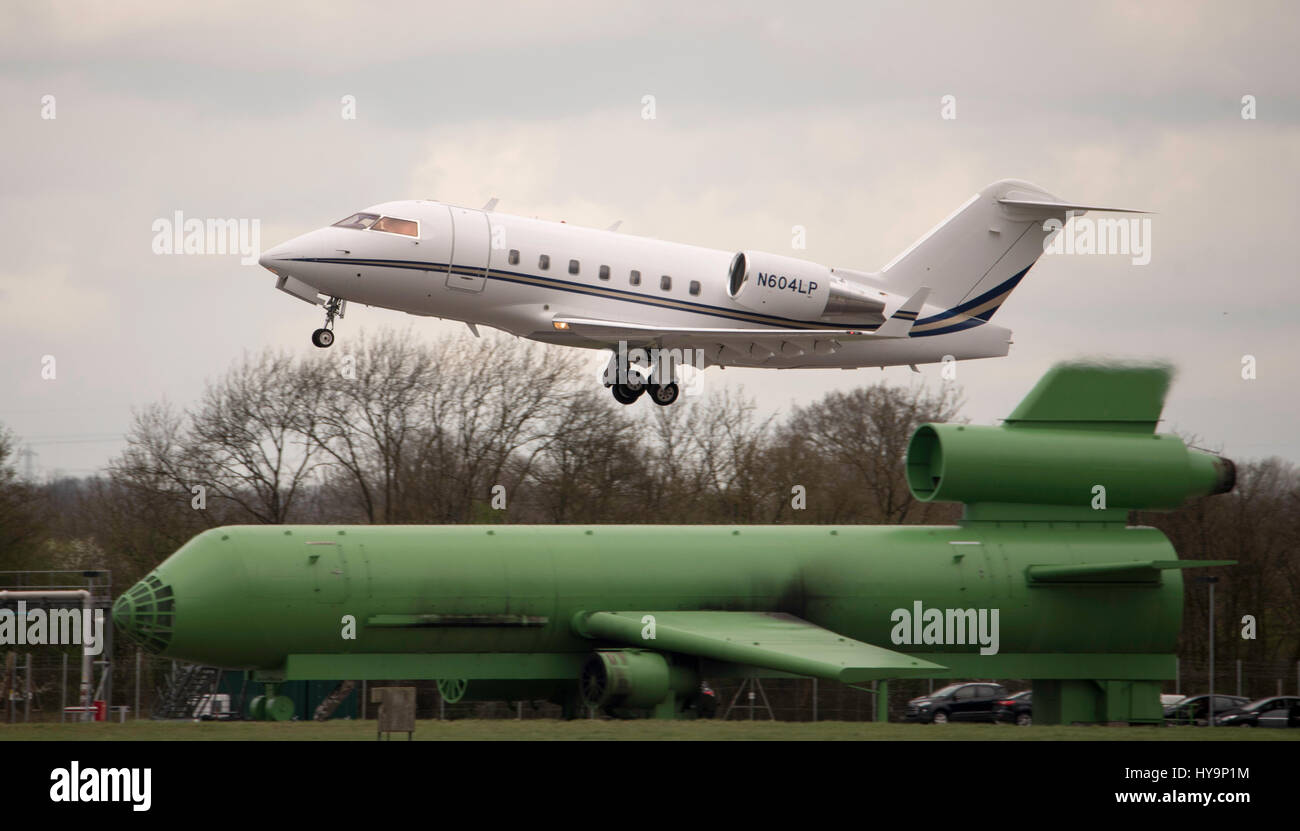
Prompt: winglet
<box><xmin>874</xmin><ymin>286</ymin><xmax>930</xmax><ymax>338</ymax></box>
<box><xmin>606</xmin><ymin>220</ymin><xmax>623</xmax><ymax>232</ymax></box>
<box><xmin>482</xmin><ymin>197</ymin><xmax>499</xmax><ymax>212</ymax></box>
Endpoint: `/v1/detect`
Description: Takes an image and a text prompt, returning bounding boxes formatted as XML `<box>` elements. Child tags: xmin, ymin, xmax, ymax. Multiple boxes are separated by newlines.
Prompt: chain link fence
<box><xmin>6</xmin><ymin>649</ymin><xmax>1299</xmax><ymax>724</ymax></box>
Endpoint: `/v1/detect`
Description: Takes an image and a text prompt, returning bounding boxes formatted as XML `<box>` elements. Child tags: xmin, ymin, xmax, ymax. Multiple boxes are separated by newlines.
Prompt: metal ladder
<box><xmin>152</xmin><ymin>664</ymin><xmax>221</xmax><ymax>719</ymax></box>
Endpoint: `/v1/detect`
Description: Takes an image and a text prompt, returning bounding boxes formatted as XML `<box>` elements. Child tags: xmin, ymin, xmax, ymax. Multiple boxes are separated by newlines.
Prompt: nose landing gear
<box><xmin>311</xmin><ymin>296</ymin><xmax>345</xmax><ymax>349</ymax></box>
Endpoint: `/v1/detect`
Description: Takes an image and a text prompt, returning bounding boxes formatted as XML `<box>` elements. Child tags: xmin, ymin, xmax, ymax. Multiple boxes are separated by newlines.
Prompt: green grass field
<box><xmin>3</xmin><ymin>719</ymin><xmax>1298</xmax><ymax>741</ymax></box>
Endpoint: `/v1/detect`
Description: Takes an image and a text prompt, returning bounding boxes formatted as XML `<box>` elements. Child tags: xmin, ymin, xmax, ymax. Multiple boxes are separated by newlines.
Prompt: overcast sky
<box><xmin>2</xmin><ymin>1</ymin><xmax>1297</xmax><ymax>477</ymax></box>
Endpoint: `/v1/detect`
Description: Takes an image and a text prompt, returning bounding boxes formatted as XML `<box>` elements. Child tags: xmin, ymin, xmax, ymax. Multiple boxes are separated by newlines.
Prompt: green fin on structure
<box><xmin>1004</xmin><ymin>361</ymin><xmax>1174</xmax><ymax>433</ymax></box>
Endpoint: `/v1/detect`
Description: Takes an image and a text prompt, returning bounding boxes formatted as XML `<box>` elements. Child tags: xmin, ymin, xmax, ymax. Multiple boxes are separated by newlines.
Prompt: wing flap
<box><xmin>554</xmin><ymin>316</ymin><xmax>874</xmax><ymax>344</ymax></box>
<box><xmin>573</xmin><ymin>610</ymin><xmax>944</xmax><ymax>682</ymax></box>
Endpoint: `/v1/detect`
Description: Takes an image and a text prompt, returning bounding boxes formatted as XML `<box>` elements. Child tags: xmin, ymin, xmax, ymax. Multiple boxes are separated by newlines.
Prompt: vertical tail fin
<box><xmin>880</xmin><ymin>179</ymin><xmax>1147</xmax><ymax>329</ymax></box>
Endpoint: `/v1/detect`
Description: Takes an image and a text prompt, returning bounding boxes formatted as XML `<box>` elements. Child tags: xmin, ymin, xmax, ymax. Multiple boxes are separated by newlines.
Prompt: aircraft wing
<box><xmin>553</xmin><ymin>317</ymin><xmax>873</xmax><ymax>356</ymax></box>
<box><xmin>552</xmin><ymin>288</ymin><xmax>929</xmax><ymax>360</ymax></box>
<box><xmin>572</xmin><ymin>610</ymin><xmax>945</xmax><ymax>682</ymax></box>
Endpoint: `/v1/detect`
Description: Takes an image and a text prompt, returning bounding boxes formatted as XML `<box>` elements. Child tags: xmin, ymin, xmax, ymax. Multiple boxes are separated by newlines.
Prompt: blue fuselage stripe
<box><xmin>287</xmin><ymin>257</ymin><xmax>998</xmax><ymax>338</ymax></box>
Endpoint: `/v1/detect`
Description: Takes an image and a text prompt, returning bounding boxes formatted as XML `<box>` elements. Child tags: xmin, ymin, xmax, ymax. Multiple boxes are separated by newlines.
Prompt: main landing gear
<box><xmin>603</xmin><ymin>349</ymin><xmax>680</xmax><ymax>407</ymax></box>
<box><xmin>646</xmin><ymin>382</ymin><xmax>679</xmax><ymax>406</ymax></box>
<box><xmin>311</xmin><ymin>296</ymin><xmax>345</xmax><ymax>348</ymax></box>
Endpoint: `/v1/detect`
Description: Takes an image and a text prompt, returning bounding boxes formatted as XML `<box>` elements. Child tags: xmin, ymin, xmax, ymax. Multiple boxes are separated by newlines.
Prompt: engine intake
<box><xmin>579</xmin><ymin>649</ymin><xmax>697</xmax><ymax>710</ymax></box>
<box><xmin>727</xmin><ymin>250</ymin><xmax>830</xmax><ymax>319</ymax></box>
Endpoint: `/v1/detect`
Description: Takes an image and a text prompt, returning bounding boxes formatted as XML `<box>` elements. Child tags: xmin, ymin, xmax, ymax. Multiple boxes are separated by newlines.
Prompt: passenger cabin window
<box><xmin>689</xmin><ymin>280</ymin><xmax>701</xmax><ymax>296</ymax></box>
<box><xmin>569</xmin><ymin>259</ymin><xmax>580</xmax><ymax>275</ymax></box>
<box><xmin>539</xmin><ymin>254</ymin><xmax>550</xmax><ymax>270</ymax></box>
<box><xmin>508</xmin><ymin>249</ymin><xmax>520</xmax><ymax>265</ymax></box>
<box><xmin>599</xmin><ymin>265</ymin><xmax>610</xmax><ymax>281</ymax></box>
<box><xmin>630</xmin><ymin>270</ymin><xmax>641</xmax><ymax>286</ymax></box>
<box><xmin>371</xmin><ymin>216</ymin><xmax>418</xmax><ymax>237</ymax></box>
<box><xmin>660</xmin><ymin>275</ymin><xmax>672</xmax><ymax>291</ymax></box>
<box><xmin>332</xmin><ymin>212</ymin><xmax>380</xmax><ymax>230</ymax></box>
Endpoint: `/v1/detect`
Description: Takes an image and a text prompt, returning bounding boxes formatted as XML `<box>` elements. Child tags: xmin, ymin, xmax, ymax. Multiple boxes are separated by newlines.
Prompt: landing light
<box><xmin>553</xmin><ymin>321</ymin><xmax>570</xmax><ymax>330</ymax></box>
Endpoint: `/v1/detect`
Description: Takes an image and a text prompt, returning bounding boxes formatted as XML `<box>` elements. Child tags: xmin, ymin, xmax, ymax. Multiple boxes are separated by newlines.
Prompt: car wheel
<box><xmin>931</xmin><ymin>710</ymin><xmax>949</xmax><ymax>724</ymax></box>
<box><xmin>1016</xmin><ymin>712</ymin><xmax>1032</xmax><ymax>727</ymax></box>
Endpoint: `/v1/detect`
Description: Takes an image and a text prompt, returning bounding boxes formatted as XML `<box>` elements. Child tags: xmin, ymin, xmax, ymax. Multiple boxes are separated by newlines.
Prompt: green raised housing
<box><xmin>114</xmin><ymin>361</ymin><xmax>1236</xmax><ymax>725</ymax></box>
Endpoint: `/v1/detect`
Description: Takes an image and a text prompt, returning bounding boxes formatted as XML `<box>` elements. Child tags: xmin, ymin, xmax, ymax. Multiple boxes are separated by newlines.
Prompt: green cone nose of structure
<box><xmin>111</xmin><ymin>594</ymin><xmax>131</xmax><ymax>632</ymax></box>
<box><xmin>112</xmin><ymin>573</ymin><xmax>176</xmax><ymax>655</ymax></box>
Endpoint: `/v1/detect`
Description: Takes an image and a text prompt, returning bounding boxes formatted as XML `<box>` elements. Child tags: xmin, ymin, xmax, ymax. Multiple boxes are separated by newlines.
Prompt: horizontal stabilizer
<box><xmin>573</xmin><ymin>610</ymin><xmax>944</xmax><ymax>682</ymax></box>
<box><xmin>997</xmin><ymin>195</ymin><xmax>1151</xmax><ymax>216</ymax></box>
<box><xmin>1027</xmin><ymin>560</ymin><xmax>1236</xmax><ymax>584</ymax></box>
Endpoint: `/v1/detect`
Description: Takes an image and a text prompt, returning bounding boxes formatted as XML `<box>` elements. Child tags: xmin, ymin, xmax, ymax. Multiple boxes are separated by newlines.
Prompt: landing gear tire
<box><xmin>647</xmin><ymin>382</ymin><xmax>679</xmax><ymax>406</ymax></box>
<box><xmin>311</xmin><ymin>296</ymin><xmax>345</xmax><ymax>349</ymax></box>
<box><xmin>611</xmin><ymin>383</ymin><xmax>644</xmax><ymax>405</ymax></box>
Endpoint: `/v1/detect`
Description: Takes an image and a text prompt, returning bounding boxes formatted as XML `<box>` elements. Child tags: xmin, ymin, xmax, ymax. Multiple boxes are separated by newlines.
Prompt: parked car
<box><xmin>993</xmin><ymin>690</ymin><xmax>1033</xmax><ymax>726</ymax></box>
<box><xmin>1215</xmin><ymin>696</ymin><xmax>1300</xmax><ymax>728</ymax></box>
<box><xmin>1163</xmin><ymin>694</ymin><xmax>1250</xmax><ymax>726</ymax></box>
<box><xmin>905</xmin><ymin>682</ymin><xmax>1009</xmax><ymax>724</ymax></box>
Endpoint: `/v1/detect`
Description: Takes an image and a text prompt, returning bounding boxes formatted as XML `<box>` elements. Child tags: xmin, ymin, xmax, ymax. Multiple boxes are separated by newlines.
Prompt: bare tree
<box><xmin>525</xmin><ymin>389</ymin><xmax>645</xmax><ymax>522</ymax></box>
<box><xmin>777</xmin><ymin>380</ymin><xmax>964</xmax><ymax>524</ymax></box>
<box><xmin>296</xmin><ymin>329</ymin><xmax>444</xmax><ymax>523</ymax></box>
<box><xmin>409</xmin><ymin>335</ymin><xmax>585</xmax><ymax>522</ymax></box>
<box><xmin>0</xmin><ymin>428</ymin><xmax>45</xmax><ymax>569</ymax></box>
<box><xmin>112</xmin><ymin>350</ymin><xmax>325</xmax><ymax>525</ymax></box>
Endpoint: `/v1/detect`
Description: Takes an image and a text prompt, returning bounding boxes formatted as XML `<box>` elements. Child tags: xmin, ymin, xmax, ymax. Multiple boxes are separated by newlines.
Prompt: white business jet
<box><xmin>258</xmin><ymin>179</ymin><xmax>1142</xmax><ymax>406</ymax></box>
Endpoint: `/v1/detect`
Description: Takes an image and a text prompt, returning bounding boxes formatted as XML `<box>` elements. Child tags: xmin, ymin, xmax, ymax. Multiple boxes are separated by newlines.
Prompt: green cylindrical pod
<box><xmin>906</xmin><ymin>424</ymin><xmax>1234</xmax><ymax>509</ymax></box>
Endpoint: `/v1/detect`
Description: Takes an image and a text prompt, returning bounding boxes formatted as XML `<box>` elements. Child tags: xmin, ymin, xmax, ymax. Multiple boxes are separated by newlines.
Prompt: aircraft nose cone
<box><xmin>112</xmin><ymin>573</ymin><xmax>176</xmax><ymax>655</ymax></box>
<box><xmin>258</xmin><ymin>242</ymin><xmax>296</xmax><ymax>272</ymax></box>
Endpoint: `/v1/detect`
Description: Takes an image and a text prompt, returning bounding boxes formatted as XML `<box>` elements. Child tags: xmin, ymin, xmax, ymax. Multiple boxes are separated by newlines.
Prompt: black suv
<box><xmin>905</xmin><ymin>682</ymin><xmax>1009</xmax><ymax>724</ymax></box>
<box><xmin>993</xmin><ymin>690</ymin><xmax>1033</xmax><ymax>726</ymax></box>
<box><xmin>1215</xmin><ymin>696</ymin><xmax>1300</xmax><ymax>727</ymax></box>
<box><xmin>1163</xmin><ymin>694</ymin><xmax>1249</xmax><ymax>726</ymax></box>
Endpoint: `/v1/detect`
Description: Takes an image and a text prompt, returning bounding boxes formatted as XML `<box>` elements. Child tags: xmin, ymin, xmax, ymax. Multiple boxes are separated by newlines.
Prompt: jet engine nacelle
<box><xmin>906</xmin><ymin>425</ymin><xmax>1236</xmax><ymax>510</ymax></box>
<box><xmin>727</xmin><ymin>251</ymin><xmax>887</xmax><ymax>320</ymax></box>
<box><xmin>579</xmin><ymin>649</ymin><xmax>698</xmax><ymax>710</ymax></box>
<box><xmin>727</xmin><ymin>250</ymin><xmax>832</xmax><ymax>319</ymax></box>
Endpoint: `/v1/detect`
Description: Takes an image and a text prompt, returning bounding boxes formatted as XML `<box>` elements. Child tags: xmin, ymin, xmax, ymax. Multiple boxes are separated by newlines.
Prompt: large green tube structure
<box><xmin>114</xmin><ymin>361</ymin><xmax>1235</xmax><ymax>724</ymax></box>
